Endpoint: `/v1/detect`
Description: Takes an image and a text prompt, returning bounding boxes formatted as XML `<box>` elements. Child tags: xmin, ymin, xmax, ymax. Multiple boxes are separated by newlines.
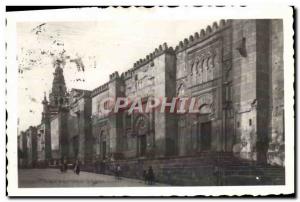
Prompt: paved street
<box><xmin>18</xmin><ymin>169</ymin><xmax>164</xmax><ymax>187</ymax></box>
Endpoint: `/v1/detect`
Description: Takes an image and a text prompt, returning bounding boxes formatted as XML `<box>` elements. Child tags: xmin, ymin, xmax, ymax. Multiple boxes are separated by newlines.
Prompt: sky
<box><xmin>17</xmin><ymin>18</ymin><xmax>216</xmax><ymax>132</ymax></box>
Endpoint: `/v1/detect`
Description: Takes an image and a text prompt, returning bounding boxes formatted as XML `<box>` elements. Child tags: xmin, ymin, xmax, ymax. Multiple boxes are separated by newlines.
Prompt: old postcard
<box><xmin>6</xmin><ymin>6</ymin><xmax>294</xmax><ymax>197</ymax></box>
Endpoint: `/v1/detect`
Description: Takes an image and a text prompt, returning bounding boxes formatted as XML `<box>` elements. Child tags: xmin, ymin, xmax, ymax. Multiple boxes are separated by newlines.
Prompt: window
<box><xmin>237</xmin><ymin>121</ymin><xmax>240</xmax><ymax>128</ymax></box>
<box><xmin>249</xmin><ymin>119</ymin><xmax>252</xmax><ymax>126</ymax></box>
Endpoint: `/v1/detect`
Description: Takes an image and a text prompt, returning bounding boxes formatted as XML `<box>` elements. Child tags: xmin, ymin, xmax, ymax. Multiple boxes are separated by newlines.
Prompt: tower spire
<box><xmin>42</xmin><ymin>91</ymin><xmax>48</xmax><ymax>104</ymax></box>
<box><xmin>49</xmin><ymin>59</ymin><xmax>68</xmax><ymax>107</ymax></box>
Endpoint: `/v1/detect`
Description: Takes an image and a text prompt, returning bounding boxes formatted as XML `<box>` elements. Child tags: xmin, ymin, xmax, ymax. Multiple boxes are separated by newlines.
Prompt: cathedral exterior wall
<box><xmin>18</xmin><ymin>19</ymin><xmax>285</xmax><ymax>175</ymax></box>
<box><xmin>67</xmin><ymin>90</ymin><xmax>92</xmax><ymax>164</ymax></box>
<box><xmin>175</xmin><ymin>20</ymin><xmax>232</xmax><ymax>156</ymax></box>
<box><xmin>268</xmin><ymin>20</ymin><xmax>284</xmax><ymax>166</ymax></box>
<box><xmin>231</xmin><ymin>20</ymin><xmax>259</xmax><ymax>161</ymax></box>
<box><xmin>91</xmin><ymin>87</ymin><xmax>111</xmax><ymax>160</ymax></box>
<box><xmin>24</xmin><ymin>126</ymin><xmax>37</xmax><ymax>167</ymax></box>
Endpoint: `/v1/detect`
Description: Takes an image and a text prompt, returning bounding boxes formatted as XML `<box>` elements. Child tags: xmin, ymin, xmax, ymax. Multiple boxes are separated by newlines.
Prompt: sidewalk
<box><xmin>18</xmin><ymin>168</ymin><xmax>166</xmax><ymax>187</ymax></box>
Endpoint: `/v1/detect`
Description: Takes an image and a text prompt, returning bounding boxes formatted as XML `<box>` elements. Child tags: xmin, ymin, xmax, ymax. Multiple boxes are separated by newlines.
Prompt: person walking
<box><xmin>147</xmin><ymin>166</ymin><xmax>155</xmax><ymax>185</ymax></box>
<box><xmin>116</xmin><ymin>164</ymin><xmax>122</xmax><ymax>180</ymax></box>
<box><xmin>74</xmin><ymin>160</ymin><xmax>80</xmax><ymax>175</ymax></box>
<box><xmin>63</xmin><ymin>159</ymin><xmax>68</xmax><ymax>172</ymax></box>
<box><xmin>60</xmin><ymin>161</ymin><xmax>64</xmax><ymax>172</ymax></box>
<box><xmin>60</xmin><ymin>158</ymin><xmax>65</xmax><ymax>173</ymax></box>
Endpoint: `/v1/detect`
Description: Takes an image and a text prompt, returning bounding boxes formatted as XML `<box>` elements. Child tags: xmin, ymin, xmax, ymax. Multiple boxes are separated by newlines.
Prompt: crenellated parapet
<box><xmin>92</xmin><ymin>20</ymin><xmax>231</xmax><ymax>97</ymax></box>
<box><xmin>91</xmin><ymin>82</ymin><xmax>109</xmax><ymax>97</ymax></box>
<box><xmin>175</xmin><ymin>19</ymin><xmax>231</xmax><ymax>53</ymax></box>
<box><xmin>130</xmin><ymin>42</ymin><xmax>174</xmax><ymax>71</ymax></box>
<box><xmin>121</xmin><ymin>69</ymin><xmax>133</xmax><ymax>80</ymax></box>
<box><xmin>109</xmin><ymin>71</ymin><xmax>120</xmax><ymax>81</ymax></box>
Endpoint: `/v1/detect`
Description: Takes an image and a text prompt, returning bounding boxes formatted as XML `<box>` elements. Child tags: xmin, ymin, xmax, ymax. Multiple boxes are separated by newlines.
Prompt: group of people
<box><xmin>59</xmin><ymin>158</ymin><xmax>81</xmax><ymax>175</ymax></box>
<box><xmin>143</xmin><ymin>166</ymin><xmax>155</xmax><ymax>185</ymax></box>
<box><xmin>59</xmin><ymin>159</ymin><xmax>156</xmax><ymax>185</ymax></box>
<box><xmin>112</xmin><ymin>164</ymin><xmax>155</xmax><ymax>185</ymax></box>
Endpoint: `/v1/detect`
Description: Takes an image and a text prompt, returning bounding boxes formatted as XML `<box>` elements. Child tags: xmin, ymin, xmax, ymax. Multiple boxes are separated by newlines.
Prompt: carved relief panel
<box><xmin>188</xmin><ymin>40</ymin><xmax>221</xmax><ymax>87</ymax></box>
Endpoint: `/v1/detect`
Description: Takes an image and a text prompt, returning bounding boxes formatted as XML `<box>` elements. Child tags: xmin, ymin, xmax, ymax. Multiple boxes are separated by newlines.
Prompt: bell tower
<box><xmin>41</xmin><ymin>92</ymin><xmax>48</xmax><ymax>122</ymax></box>
<box><xmin>49</xmin><ymin>60</ymin><xmax>68</xmax><ymax>107</ymax></box>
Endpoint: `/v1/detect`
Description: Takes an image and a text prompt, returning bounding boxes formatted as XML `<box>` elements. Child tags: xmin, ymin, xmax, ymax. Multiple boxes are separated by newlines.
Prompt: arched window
<box><xmin>199</xmin><ymin>104</ymin><xmax>212</xmax><ymax>114</ymax></box>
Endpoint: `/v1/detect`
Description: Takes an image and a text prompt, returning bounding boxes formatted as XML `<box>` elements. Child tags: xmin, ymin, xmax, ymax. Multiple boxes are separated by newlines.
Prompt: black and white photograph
<box><xmin>5</xmin><ymin>6</ymin><xmax>295</xmax><ymax>197</ymax></box>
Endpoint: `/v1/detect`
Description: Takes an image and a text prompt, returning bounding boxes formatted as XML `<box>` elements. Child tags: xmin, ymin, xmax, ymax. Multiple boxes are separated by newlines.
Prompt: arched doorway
<box><xmin>99</xmin><ymin>130</ymin><xmax>107</xmax><ymax>160</ymax></box>
<box><xmin>135</xmin><ymin>115</ymin><xmax>149</xmax><ymax>157</ymax></box>
<box><xmin>197</xmin><ymin>104</ymin><xmax>212</xmax><ymax>151</ymax></box>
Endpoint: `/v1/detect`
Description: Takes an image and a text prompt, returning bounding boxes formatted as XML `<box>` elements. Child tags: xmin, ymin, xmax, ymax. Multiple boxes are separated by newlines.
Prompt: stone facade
<box><xmin>18</xmin><ymin>131</ymin><xmax>27</xmax><ymax>167</ymax></box>
<box><xmin>267</xmin><ymin>20</ymin><xmax>285</xmax><ymax>166</ymax></box>
<box><xmin>18</xmin><ymin>20</ymin><xmax>284</xmax><ymax>183</ymax></box>
<box><xmin>22</xmin><ymin>126</ymin><xmax>37</xmax><ymax>167</ymax></box>
<box><xmin>36</xmin><ymin>123</ymin><xmax>46</xmax><ymax>163</ymax></box>
<box><xmin>67</xmin><ymin>89</ymin><xmax>92</xmax><ymax>164</ymax></box>
<box><xmin>89</xmin><ymin>19</ymin><xmax>284</xmax><ymax>165</ymax></box>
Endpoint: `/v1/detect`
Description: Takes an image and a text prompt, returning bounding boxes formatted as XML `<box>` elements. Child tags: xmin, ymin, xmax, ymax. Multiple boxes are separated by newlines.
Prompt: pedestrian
<box><xmin>60</xmin><ymin>162</ymin><xmax>64</xmax><ymax>173</ymax></box>
<box><xmin>63</xmin><ymin>159</ymin><xmax>68</xmax><ymax>172</ymax></box>
<box><xmin>117</xmin><ymin>164</ymin><xmax>122</xmax><ymax>180</ymax></box>
<box><xmin>60</xmin><ymin>158</ymin><xmax>64</xmax><ymax>173</ymax></box>
<box><xmin>143</xmin><ymin>170</ymin><xmax>148</xmax><ymax>184</ymax></box>
<box><xmin>72</xmin><ymin>161</ymin><xmax>76</xmax><ymax>173</ymax></box>
<box><xmin>114</xmin><ymin>164</ymin><xmax>119</xmax><ymax>180</ymax></box>
<box><xmin>147</xmin><ymin>166</ymin><xmax>155</xmax><ymax>185</ymax></box>
<box><xmin>74</xmin><ymin>160</ymin><xmax>80</xmax><ymax>175</ymax></box>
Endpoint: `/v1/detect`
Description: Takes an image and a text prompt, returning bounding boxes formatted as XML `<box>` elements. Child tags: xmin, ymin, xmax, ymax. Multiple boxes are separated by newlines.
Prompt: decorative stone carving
<box><xmin>189</xmin><ymin>44</ymin><xmax>220</xmax><ymax>86</ymax></box>
<box><xmin>135</xmin><ymin>115</ymin><xmax>149</xmax><ymax>136</ymax></box>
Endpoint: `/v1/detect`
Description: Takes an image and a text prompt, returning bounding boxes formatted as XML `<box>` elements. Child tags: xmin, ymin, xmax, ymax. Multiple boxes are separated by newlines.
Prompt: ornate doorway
<box><xmin>135</xmin><ymin>115</ymin><xmax>149</xmax><ymax>157</ymax></box>
<box><xmin>197</xmin><ymin>103</ymin><xmax>213</xmax><ymax>151</ymax></box>
<box><xmin>100</xmin><ymin>131</ymin><xmax>107</xmax><ymax>160</ymax></box>
<box><xmin>200</xmin><ymin>121</ymin><xmax>212</xmax><ymax>151</ymax></box>
<box><xmin>138</xmin><ymin>135</ymin><xmax>147</xmax><ymax>157</ymax></box>
<box><xmin>101</xmin><ymin>140</ymin><xmax>106</xmax><ymax>159</ymax></box>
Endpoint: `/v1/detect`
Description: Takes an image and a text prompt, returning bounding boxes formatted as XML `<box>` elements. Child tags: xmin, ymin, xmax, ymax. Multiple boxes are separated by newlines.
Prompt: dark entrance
<box><xmin>138</xmin><ymin>135</ymin><xmax>147</xmax><ymax>157</ymax></box>
<box><xmin>101</xmin><ymin>141</ymin><xmax>106</xmax><ymax>159</ymax></box>
<box><xmin>72</xmin><ymin>135</ymin><xmax>79</xmax><ymax>158</ymax></box>
<box><xmin>201</xmin><ymin>121</ymin><xmax>212</xmax><ymax>151</ymax></box>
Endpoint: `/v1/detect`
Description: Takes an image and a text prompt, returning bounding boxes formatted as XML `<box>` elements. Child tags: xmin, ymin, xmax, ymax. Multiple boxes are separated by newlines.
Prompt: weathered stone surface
<box><xmin>19</xmin><ymin>19</ymin><xmax>285</xmax><ymax>185</ymax></box>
